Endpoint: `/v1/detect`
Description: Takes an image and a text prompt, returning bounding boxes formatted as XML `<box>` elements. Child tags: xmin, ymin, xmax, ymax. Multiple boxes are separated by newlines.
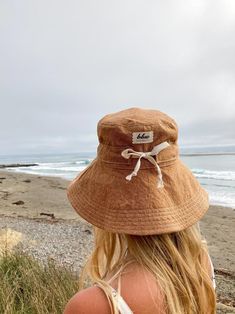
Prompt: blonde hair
<box><xmin>79</xmin><ymin>222</ymin><xmax>216</xmax><ymax>314</ymax></box>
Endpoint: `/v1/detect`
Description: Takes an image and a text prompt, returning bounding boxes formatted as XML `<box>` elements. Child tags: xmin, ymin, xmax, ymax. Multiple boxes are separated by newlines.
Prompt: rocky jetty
<box><xmin>0</xmin><ymin>163</ymin><xmax>38</xmax><ymax>168</ymax></box>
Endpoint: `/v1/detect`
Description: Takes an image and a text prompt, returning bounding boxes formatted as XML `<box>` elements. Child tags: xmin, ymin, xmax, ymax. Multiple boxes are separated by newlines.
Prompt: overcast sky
<box><xmin>0</xmin><ymin>0</ymin><xmax>235</xmax><ymax>155</ymax></box>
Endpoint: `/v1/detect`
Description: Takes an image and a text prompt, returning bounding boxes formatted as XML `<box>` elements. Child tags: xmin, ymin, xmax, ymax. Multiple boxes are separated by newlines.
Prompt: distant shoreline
<box><xmin>0</xmin><ymin>163</ymin><xmax>38</xmax><ymax>168</ymax></box>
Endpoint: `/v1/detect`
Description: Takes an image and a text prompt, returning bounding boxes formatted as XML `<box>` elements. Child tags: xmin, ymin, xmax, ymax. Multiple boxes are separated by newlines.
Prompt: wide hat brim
<box><xmin>67</xmin><ymin>157</ymin><xmax>209</xmax><ymax>235</ymax></box>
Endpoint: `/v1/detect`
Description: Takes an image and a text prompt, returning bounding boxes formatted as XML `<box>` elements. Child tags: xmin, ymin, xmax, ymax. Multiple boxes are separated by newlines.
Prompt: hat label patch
<box><xmin>132</xmin><ymin>131</ymin><xmax>153</xmax><ymax>144</ymax></box>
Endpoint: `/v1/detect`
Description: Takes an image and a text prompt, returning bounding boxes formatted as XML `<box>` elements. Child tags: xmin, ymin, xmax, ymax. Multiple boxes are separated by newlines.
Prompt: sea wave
<box><xmin>75</xmin><ymin>159</ymin><xmax>92</xmax><ymax>165</ymax></box>
<box><xmin>5</xmin><ymin>159</ymin><xmax>92</xmax><ymax>180</ymax></box>
<box><xmin>38</xmin><ymin>159</ymin><xmax>92</xmax><ymax>167</ymax></box>
<box><xmin>32</xmin><ymin>165</ymin><xmax>86</xmax><ymax>172</ymax></box>
<box><xmin>192</xmin><ymin>169</ymin><xmax>235</xmax><ymax>181</ymax></box>
<box><xmin>209</xmin><ymin>191</ymin><xmax>235</xmax><ymax>208</ymax></box>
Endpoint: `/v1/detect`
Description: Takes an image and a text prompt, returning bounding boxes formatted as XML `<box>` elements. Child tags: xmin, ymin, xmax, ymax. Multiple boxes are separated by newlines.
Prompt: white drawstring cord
<box><xmin>121</xmin><ymin>141</ymin><xmax>170</xmax><ymax>188</ymax></box>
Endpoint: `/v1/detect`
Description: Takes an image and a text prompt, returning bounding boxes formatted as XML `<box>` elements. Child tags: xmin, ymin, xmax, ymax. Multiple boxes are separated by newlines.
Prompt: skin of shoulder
<box><xmin>111</xmin><ymin>262</ymin><xmax>165</xmax><ymax>314</ymax></box>
<box><xmin>63</xmin><ymin>262</ymin><xmax>165</xmax><ymax>314</ymax></box>
<box><xmin>63</xmin><ymin>286</ymin><xmax>111</xmax><ymax>314</ymax></box>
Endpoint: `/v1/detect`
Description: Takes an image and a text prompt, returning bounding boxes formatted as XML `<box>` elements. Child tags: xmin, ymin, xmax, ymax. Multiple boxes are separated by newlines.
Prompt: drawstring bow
<box><xmin>121</xmin><ymin>141</ymin><xmax>170</xmax><ymax>188</ymax></box>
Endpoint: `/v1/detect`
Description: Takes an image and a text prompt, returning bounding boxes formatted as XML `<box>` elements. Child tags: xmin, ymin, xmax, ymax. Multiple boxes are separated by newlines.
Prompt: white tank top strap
<box><xmin>94</xmin><ymin>283</ymin><xmax>133</xmax><ymax>314</ymax></box>
<box><xmin>94</xmin><ymin>256</ymin><xmax>135</xmax><ymax>314</ymax></box>
<box><xmin>111</xmin><ymin>286</ymin><xmax>133</xmax><ymax>314</ymax></box>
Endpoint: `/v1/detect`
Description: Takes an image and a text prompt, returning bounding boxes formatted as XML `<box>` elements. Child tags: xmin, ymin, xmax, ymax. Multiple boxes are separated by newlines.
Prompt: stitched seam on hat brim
<box><xmin>85</xmin><ymin>209</ymin><xmax>208</xmax><ymax>235</ymax></box>
<box><xmin>69</xmin><ymin>186</ymin><xmax>207</xmax><ymax>217</ymax></box>
<box><xmin>69</xmin><ymin>189</ymin><xmax>208</xmax><ymax>235</ymax></box>
<box><xmin>81</xmin><ymin>198</ymin><xmax>207</xmax><ymax>227</ymax></box>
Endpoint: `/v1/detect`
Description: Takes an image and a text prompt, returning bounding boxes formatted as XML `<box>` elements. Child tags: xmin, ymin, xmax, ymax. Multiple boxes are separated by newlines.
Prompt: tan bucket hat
<box><xmin>67</xmin><ymin>107</ymin><xmax>209</xmax><ymax>235</ymax></box>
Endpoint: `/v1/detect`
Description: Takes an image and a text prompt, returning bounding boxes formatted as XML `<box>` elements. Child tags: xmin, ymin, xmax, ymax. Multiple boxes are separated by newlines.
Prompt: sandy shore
<box><xmin>0</xmin><ymin>169</ymin><xmax>235</xmax><ymax>311</ymax></box>
<box><xmin>0</xmin><ymin>169</ymin><xmax>80</xmax><ymax>221</ymax></box>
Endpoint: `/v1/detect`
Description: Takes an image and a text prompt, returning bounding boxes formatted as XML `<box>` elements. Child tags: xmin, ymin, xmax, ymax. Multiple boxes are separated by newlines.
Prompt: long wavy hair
<box><xmin>79</xmin><ymin>222</ymin><xmax>216</xmax><ymax>314</ymax></box>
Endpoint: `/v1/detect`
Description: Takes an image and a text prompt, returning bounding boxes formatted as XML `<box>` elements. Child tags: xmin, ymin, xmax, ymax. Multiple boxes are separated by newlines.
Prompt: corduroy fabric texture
<box><xmin>67</xmin><ymin>107</ymin><xmax>209</xmax><ymax>235</ymax></box>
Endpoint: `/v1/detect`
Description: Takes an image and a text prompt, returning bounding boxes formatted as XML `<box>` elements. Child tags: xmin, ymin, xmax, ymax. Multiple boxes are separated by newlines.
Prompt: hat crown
<box><xmin>97</xmin><ymin>107</ymin><xmax>178</xmax><ymax>149</ymax></box>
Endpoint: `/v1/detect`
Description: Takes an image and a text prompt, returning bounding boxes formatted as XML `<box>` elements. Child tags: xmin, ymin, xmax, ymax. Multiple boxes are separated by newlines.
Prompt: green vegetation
<box><xmin>0</xmin><ymin>249</ymin><xmax>80</xmax><ymax>314</ymax></box>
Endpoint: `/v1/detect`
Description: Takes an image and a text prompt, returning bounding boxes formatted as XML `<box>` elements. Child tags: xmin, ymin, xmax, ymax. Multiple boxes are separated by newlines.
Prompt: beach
<box><xmin>0</xmin><ymin>169</ymin><xmax>234</xmax><ymax>312</ymax></box>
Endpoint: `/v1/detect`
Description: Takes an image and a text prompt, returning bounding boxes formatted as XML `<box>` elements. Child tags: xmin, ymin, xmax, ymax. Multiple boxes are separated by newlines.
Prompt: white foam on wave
<box><xmin>5</xmin><ymin>160</ymin><xmax>89</xmax><ymax>180</ymax></box>
<box><xmin>209</xmin><ymin>191</ymin><xmax>235</xmax><ymax>208</ymax></box>
<box><xmin>33</xmin><ymin>165</ymin><xmax>86</xmax><ymax>172</ymax></box>
<box><xmin>34</xmin><ymin>159</ymin><xmax>94</xmax><ymax>173</ymax></box>
<box><xmin>38</xmin><ymin>162</ymin><xmax>72</xmax><ymax>166</ymax></box>
<box><xmin>192</xmin><ymin>168</ymin><xmax>235</xmax><ymax>181</ymax></box>
<box><xmin>75</xmin><ymin>159</ymin><xmax>93</xmax><ymax>164</ymax></box>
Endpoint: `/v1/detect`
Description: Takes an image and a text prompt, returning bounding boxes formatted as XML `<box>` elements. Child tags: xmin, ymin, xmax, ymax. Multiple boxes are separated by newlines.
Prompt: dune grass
<box><xmin>0</xmin><ymin>248</ymin><xmax>81</xmax><ymax>314</ymax></box>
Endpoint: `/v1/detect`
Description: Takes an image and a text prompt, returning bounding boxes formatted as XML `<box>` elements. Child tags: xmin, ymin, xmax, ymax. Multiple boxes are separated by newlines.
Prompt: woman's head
<box><xmin>81</xmin><ymin>222</ymin><xmax>216</xmax><ymax>314</ymax></box>
<box><xmin>67</xmin><ymin>108</ymin><xmax>216</xmax><ymax>313</ymax></box>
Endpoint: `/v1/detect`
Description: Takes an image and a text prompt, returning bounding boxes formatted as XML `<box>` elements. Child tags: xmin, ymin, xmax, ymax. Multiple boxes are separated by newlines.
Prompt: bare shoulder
<box><xmin>110</xmin><ymin>261</ymin><xmax>165</xmax><ymax>314</ymax></box>
<box><xmin>63</xmin><ymin>286</ymin><xmax>111</xmax><ymax>314</ymax></box>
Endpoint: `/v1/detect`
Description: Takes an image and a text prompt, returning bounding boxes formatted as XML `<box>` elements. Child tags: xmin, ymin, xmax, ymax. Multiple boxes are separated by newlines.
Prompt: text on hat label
<box><xmin>132</xmin><ymin>131</ymin><xmax>154</xmax><ymax>144</ymax></box>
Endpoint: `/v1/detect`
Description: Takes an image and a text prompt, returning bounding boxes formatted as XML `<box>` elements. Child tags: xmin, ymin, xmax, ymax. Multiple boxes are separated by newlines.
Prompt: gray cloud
<box><xmin>0</xmin><ymin>0</ymin><xmax>235</xmax><ymax>155</ymax></box>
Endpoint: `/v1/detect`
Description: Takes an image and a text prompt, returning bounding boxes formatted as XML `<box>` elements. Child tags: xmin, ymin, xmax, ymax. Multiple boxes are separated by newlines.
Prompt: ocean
<box><xmin>1</xmin><ymin>148</ymin><xmax>235</xmax><ymax>209</ymax></box>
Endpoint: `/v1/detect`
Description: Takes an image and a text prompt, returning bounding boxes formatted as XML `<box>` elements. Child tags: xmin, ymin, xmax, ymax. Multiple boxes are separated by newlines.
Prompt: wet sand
<box><xmin>0</xmin><ymin>169</ymin><xmax>234</xmax><ymax>311</ymax></box>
